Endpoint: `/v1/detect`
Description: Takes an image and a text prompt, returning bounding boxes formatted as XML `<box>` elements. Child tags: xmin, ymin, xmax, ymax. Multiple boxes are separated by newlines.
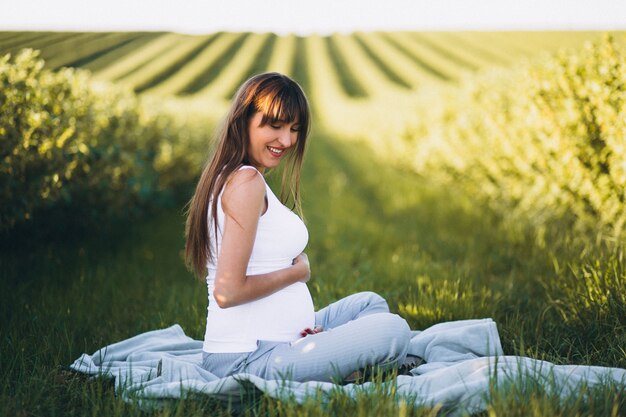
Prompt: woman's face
<box><xmin>247</xmin><ymin>111</ymin><xmax>300</xmax><ymax>173</ymax></box>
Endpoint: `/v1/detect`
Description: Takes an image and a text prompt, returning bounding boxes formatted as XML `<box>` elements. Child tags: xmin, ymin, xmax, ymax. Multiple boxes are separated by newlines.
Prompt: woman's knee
<box><xmin>372</xmin><ymin>313</ymin><xmax>411</xmax><ymax>359</ymax></box>
<box><xmin>354</xmin><ymin>291</ymin><xmax>389</xmax><ymax>315</ymax></box>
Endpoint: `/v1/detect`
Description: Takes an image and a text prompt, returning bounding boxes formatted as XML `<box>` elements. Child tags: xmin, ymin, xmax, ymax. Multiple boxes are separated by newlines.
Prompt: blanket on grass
<box><xmin>70</xmin><ymin>319</ymin><xmax>626</xmax><ymax>415</ymax></box>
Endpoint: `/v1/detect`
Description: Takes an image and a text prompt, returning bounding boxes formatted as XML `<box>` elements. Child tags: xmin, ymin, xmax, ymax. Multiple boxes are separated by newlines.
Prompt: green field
<box><xmin>1</xmin><ymin>31</ymin><xmax>625</xmax><ymax>416</ymax></box>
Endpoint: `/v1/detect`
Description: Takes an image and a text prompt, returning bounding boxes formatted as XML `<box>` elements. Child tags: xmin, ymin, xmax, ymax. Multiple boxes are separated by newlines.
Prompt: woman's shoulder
<box><xmin>227</xmin><ymin>165</ymin><xmax>264</xmax><ymax>185</ymax></box>
<box><xmin>222</xmin><ymin>165</ymin><xmax>265</xmax><ymax>204</ymax></box>
<box><xmin>236</xmin><ymin>164</ymin><xmax>261</xmax><ymax>174</ymax></box>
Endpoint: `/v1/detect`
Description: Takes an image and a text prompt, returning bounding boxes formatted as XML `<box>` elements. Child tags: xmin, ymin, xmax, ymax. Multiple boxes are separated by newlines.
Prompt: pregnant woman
<box><xmin>185</xmin><ymin>72</ymin><xmax>412</xmax><ymax>383</ymax></box>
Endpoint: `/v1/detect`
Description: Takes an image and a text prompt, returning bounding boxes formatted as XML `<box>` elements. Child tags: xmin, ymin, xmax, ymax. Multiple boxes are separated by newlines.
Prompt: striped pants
<box><xmin>201</xmin><ymin>291</ymin><xmax>411</xmax><ymax>382</ymax></box>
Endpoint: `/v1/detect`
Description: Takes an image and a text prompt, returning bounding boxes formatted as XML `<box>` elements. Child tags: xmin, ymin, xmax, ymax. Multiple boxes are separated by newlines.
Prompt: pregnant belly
<box><xmin>247</xmin><ymin>282</ymin><xmax>316</xmax><ymax>342</ymax></box>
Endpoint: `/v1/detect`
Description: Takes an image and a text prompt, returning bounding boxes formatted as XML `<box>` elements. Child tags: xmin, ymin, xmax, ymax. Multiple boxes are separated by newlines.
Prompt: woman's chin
<box><xmin>264</xmin><ymin>159</ymin><xmax>283</xmax><ymax>169</ymax></box>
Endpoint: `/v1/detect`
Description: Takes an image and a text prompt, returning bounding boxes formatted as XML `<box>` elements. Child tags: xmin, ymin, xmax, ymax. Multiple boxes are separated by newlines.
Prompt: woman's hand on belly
<box><xmin>292</xmin><ymin>252</ymin><xmax>311</xmax><ymax>283</ymax></box>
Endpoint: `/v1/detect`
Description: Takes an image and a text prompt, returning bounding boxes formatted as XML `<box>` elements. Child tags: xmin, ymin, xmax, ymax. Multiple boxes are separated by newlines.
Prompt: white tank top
<box><xmin>203</xmin><ymin>165</ymin><xmax>315</xmax><ymax>353</ymax></box>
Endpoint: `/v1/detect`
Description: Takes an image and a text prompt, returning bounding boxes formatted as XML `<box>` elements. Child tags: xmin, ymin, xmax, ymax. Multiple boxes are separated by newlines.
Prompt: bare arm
<box><xmin>212</xmin><ymin>169</ymin><xmax>310</xmax><ymax>309</ymax></box>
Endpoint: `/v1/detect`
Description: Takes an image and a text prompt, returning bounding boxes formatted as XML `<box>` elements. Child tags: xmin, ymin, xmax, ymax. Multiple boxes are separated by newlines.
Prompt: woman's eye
<box><xmin>291</xmin><ymin>128</ymin><xmax>300</xmax><ymax>132</ymax></box>
<box><xmin>270</xmin><ymin>124</ymin><xmax>281</xmax><ymax>129</ymax></box>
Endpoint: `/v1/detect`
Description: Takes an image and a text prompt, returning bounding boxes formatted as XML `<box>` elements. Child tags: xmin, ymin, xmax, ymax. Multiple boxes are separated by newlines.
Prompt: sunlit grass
<box><xmin>266</xmin><ymin>34</ymin><xmax>296</xmax><ymax>76</ymax></box>
<box><xmin>352</xmin><ymin>32</ymin><xmax>414</xmax><ymax>89</ymax></box>
<box><xmin>82</xmin><ymin>33</ymin><xmax>164</xmax><ymax>73</ymax></box>
<box><xmin>116</xmin><ymin>34</ymin><xmax>209</xmax><ymax>92</ymax></box>
<box><xmin>1</xmin><ymin>30</ymin><xmax>625</xmax><ymax>417</ymax></box>
<box><xmin>223</xmin><ymin>33</ymin><xmax>277</xmax><ymax>99</ymax></box>
<box><xmin>135</xmin><ymin>33</ymin><xmax>221</xmax><ymax>94</ymax></box>
<box><xmin>92</xmin><ymin>33</ymin><xmax>180</xmax><ymax>82</ymax></box>
<box><xmin>1</xmin><ymin>127</ymin><xmax>625</xmax><ymax>415</ymax></box>
<box><xmin>195</xmin><ymin>33</ymin><xmax>271</xmax><ymax>99</ymax></box>
<box><xmin>148</xmin><ymin>32</ymin><xmax>237</xmax><ymax>96</ymax></box>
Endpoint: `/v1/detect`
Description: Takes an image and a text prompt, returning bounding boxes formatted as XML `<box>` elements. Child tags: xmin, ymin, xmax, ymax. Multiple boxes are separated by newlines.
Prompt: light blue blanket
<box><xmin>70</xmin><ymin>319</ymin><xmax>625</xmax><ymax>415</ymax></box>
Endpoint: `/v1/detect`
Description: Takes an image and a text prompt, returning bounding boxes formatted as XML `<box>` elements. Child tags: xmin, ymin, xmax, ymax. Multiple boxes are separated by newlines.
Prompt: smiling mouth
<box><xmin>267</xmin><ymin>146</ymin><xmax>285</xmax><ymax>157</ymax></box>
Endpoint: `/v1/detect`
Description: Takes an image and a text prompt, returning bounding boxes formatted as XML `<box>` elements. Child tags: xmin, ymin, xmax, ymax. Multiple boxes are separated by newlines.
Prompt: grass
<box><xmin>82</xmin><ymin>33</ymin><xmax>164</xmax><ymax>73</ymax></box>
<box><xmin>409</xmin><ymin>33</ymin><xmax>480</xmax><ymax>71</ymax></box>
<box><xmin>66</xmin><ymin>34</ymin><xmax>145</xmax><ymax>69</ymax></box>
<box><xmin>43</xmin><ymin>33</ymin><xmax>125</xmax><ymax>69</ymax></box>
<box><xmin>0</xmin><ymin>31</ymin><xmax>55</xmax><ymax>51</ymax></box>
<box><xmin>0</xmin><ymin>32</ymin><xmax>77</xmax><ymax>58</ymax></box>
<box><xmin>437</xmin><ymin>33</ymin><xmax>511</xmax><ymax>66</ymax></box>
<box><xmin>2</xmin><ymin>123</ymin><xmax>624</xmax><ymax>416</ymax></box>
<box><xmin>352</xmin><ymin>33</ymin><xmax>413</xmax><ymax>89</ymax></box>
<box><xmin>222</xmin><ymin>33</ymin><xmax>278</xmax><ymax>99</ymax></box>
<box><xmin>145</xmin><ymin>32</ymin><xmax>240</xmax><ymax>96</ymax></box>
<box><xmin>266</xmin><ymin>34</ymin><xmax>296</xmax><ymax>76</ymax></box>
<box><xmin>178</xmin><ymin>33</ymin><xmax>249</xmax><ymax>95</ymax></box>
<box><xmin>323</xmin><ymin>36</ymin><xmax>369</xmax><ymax>98</ymax></box>
<box><xmin>193</xmin><ymin>33</ymin><xmax>275</xmax><ymax>99</ymax></box>
<box><xmin>378</xmin><ymin>32</ymin><xmax>454</xmax><ymax>82</ymax></box>
<box><xmin>1</xmin><ymin>30</ymin><xmax>625</xmax><ymax>416</ymax></box>
<box><xmin>329</xmin><ymin>33</ymin><xmax>400</xmax><ymax>95</ymax></box>
<box><xmin>0</xmin><ymin>31</ymin><xmax>27</xmax><ymax>42</ymax></box>
<box><xmin>108</xmin><ymin>34</ymin><xmax>183</xmax><ymax>82</ymax></box>
<box><xmin>135</xmin><ymin>33</ymin><xmax>221</xmax><ymax>94</ymax></box>
<box><xmin>116</xmin><ymin>35</ymin><xmax>214</xmax><ymax>92</ymax></box>
<box><xmin>291</xmin><ymin>36</ymin><xmax>311</xmax><ymax>95</ymax></box>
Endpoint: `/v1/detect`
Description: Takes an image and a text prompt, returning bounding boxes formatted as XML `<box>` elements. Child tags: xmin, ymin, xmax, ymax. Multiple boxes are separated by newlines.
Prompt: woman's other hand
<box><xmin>292</xmin><ymin>252</ymin><xmax>311</xmax><ymax>283</ymax></box>
<box><xmin>299</xmin><ymin>325</ymin><xmax>324</xmax><ymax>337</ymax></box>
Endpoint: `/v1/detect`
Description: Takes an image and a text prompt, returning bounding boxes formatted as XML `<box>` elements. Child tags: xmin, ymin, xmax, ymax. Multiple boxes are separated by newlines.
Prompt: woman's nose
<box><xmin>278</xmin><ymin>129</ymin><xmax>294</xmax><ymax>147</ymax></box>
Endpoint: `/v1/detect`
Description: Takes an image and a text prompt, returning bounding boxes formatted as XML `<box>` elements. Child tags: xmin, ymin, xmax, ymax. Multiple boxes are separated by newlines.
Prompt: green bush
<box><xmin>0</xmin><ymin>49</ymin><xmax>206</xmax><ymax>233</ymax></box>
<box><xmin>409</xmin><ymin>35</ymin><xmax>626</xmax><ymax>247</ymax></box>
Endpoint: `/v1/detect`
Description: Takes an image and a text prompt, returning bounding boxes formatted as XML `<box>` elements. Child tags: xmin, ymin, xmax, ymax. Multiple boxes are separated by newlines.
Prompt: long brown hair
<box><xmin>185</xmin><ymin>72</ymin><xmax>311</xmax><ymax>277</ymax></box>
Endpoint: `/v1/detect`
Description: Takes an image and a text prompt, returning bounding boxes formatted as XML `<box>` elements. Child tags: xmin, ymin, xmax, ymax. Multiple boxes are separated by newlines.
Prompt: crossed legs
<box><xmin>240</xmin><ymin>291</ymin><xmax>412</xmax><ymax>382</ymax></box>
